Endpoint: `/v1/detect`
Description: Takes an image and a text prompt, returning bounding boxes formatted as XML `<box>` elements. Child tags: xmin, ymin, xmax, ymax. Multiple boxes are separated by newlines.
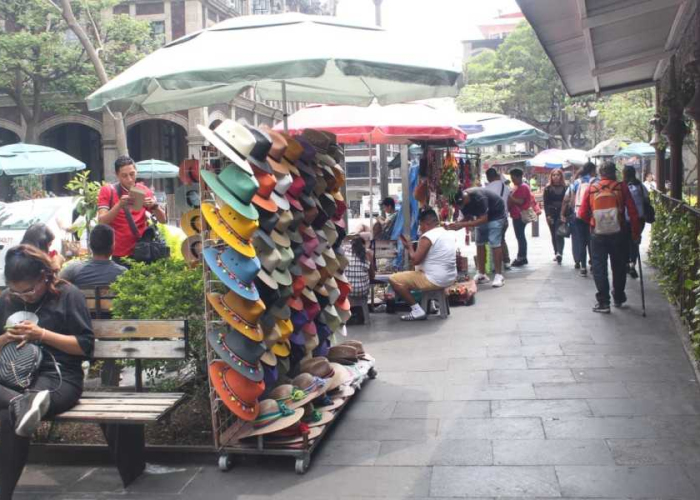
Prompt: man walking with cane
<box><xmin>578</xmin><ymin>162</ymin><xmax>641</xmax><ymax>313</ymax></box>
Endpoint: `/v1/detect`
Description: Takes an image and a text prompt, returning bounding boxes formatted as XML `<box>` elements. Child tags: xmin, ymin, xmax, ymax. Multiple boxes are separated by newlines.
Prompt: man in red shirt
<box><xmin>578</xmin><ymin>162</ymin><xmax>640</xmax><ymax>313</ymax></box>
<box><xmin>97</xmin><ymin>156</ymin><xmax>167</xmax><ymax>264</ymax></box>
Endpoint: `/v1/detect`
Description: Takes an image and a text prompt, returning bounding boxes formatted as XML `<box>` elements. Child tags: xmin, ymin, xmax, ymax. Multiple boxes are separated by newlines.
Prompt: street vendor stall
<box><xmin>86</xmin><ymin>13</ymin><xmax>462</xmax><ymax>474</ymax></box>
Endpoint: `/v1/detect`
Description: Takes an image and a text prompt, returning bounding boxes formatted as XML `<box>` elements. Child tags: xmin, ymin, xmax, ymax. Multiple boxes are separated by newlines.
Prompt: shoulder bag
<box><xmin>0</xmin><ymin>341</ymin><xmax>62</xmax><ymax>392</ymax></box>
<box><xmin>111</xmin><ymin>185</ymin><xmax>170</xmax><ymax>264</ymax></box>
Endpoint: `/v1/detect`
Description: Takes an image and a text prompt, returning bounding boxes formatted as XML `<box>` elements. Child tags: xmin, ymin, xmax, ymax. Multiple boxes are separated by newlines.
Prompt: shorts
<box><xmin>389</xmin><ymin>271</ymin><xmax>443</xmax><ymax>291</ymax></box>
<box><xmin>475</xmin><ymin>218</ymin><xmax>506</xmax><ymax>248</ymax></box>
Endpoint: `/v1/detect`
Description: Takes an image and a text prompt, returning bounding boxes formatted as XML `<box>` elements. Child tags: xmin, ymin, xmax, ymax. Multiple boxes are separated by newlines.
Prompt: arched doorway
<box><xmin>0</xmin><ymin>128</ymin><xmax>19</xmax><ymax>147</ymax></box>
<box><xmin>40</xmin><ymin>123</ymin><xmax>103</xmax><ymax>195</ymax></box>
<box><xmin>0</xmin><ymin>128</ymin><xmax>21</xmax><ymax>201</ymax></box>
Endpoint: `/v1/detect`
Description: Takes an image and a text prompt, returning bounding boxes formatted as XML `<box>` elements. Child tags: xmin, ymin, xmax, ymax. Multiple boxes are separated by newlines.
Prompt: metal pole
<box><xmin>400</xmin><ymin>144</ymin><xmax>411</xmax><ymax>269</ymax></box>
<box><xmin>281</xmin><ymin>81</ymin><xmax>289</xmax><ymax>133</ymax></box>
<box><xmin>368</xmin><ymin>138</ymin><xmax>373</xmax><ymax>228</ymax></box>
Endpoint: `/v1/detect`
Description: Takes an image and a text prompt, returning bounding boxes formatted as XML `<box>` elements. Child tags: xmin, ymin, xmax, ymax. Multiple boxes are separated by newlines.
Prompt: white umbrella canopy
<box><xmin>86</xmin><ymin>14</ymin><xmax>463</xmax><ymax>115</ymax></box>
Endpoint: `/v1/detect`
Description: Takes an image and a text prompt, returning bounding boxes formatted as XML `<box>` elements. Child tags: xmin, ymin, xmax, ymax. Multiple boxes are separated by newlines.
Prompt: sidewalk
<box><xmin>13</xmin><ymin>229</ymin><xmax>700</xmax><ymax>499</ymax></box>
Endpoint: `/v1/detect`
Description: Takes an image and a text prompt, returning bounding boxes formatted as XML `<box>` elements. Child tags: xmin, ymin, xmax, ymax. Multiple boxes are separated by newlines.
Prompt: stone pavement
<box><xmin>13</xmin><ymin>230</ymin><xmax>700</xmax><ymax>499</ymax></box>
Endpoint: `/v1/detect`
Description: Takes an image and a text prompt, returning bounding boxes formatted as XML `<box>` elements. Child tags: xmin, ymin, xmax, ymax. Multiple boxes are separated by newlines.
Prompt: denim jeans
<box><xmin>590</xmin><ymin>232</ymin><xmax>628</xmax><ymax>306</ymax></box>
<box><xmin>572</xmin><ymin>219</ymin><xmax>591</xmax><ymax>266</ymax></box>
<box><xmin>512</xmin><ymin>218</ymin><xmax>528</xmax><ymax>260</ymax></box>
<box><xmin>547</xmin><ymin>217</ymin><xmax>566</xmax><ymax>256</ymax></box>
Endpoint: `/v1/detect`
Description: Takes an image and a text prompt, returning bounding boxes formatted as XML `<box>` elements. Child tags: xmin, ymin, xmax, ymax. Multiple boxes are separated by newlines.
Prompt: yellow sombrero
<box><xmin>201</xmin><ymin>202</ymin><xmax>256</xmax><ymax>258</ymax></box>
<box><xmin>218</xmin><ymin>202</ymin><xmax>259</xmax><ymax>240</ymax></box>
<box><xmin>207</xmin><ymin>291</ymin><xmax>265</xmax><ymax>342</ymax></box>
<box><xmin>181</xmin><ymin>209</ymin><xmax>202</xmax><ymax>238</ymax></box>
<box><xmin>272</xmin><ymin>340</ymin><xmax>291</xmax><ymax>357</ymax></box>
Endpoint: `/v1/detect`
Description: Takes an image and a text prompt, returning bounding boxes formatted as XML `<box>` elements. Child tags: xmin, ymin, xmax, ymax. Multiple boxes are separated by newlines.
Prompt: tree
<box><xmin>457</xmin><ymin>22</ymin><xmax>594</xmax><ymax>148</ymax></box>
<box><xmin>595</xmin><ymin>88</ymin><xmax>655</xmax><ymax>142</ymax></box>
<box><xmin>0</xmin><ymin>0</ymin><xmax>156</xmax><ymax>151</ymax></box>
<box><xmin>285</xmin><ymin>0</ymin><xmax>329</xmax><ymax>14</ymax></box>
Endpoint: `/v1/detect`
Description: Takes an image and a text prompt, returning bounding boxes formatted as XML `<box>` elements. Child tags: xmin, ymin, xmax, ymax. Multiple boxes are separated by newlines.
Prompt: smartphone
<box><xmin>129</xmin><ymin>187</ymin><xmax>146</xmax><ymax>211</ymax></box>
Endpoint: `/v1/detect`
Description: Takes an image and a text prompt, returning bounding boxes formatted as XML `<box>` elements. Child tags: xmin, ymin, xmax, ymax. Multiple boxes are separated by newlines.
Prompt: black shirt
<box><xmin>60</xmin><ymin>259</ymin><xmax>126</xmax><ymax>288</ymax></box>
<box><xmin>543</xmin><ymin>185</ymin><xmax>567</xmax><ymax>217</ymax></box>
<box><xmin>460</xmin><ymin>188</ymin><xmax>506</xmax><ymax>222</ymax></box>
<box><xmin>0</xmin><ymin>283</ymin><xmax>94</xmax><ymax>387</ymax></box>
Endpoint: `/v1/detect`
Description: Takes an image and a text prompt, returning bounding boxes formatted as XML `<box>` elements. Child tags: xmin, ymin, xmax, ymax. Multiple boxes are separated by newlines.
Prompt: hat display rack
<box><xmin>195</xmin><ymin>120</ymin><xmax>377</xmax><ymax>475</ymax></box>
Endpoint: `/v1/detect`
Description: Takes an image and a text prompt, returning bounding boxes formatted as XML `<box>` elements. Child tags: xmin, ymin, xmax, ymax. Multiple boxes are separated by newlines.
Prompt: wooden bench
<box><xmin>51</xmin><ymin>317</ymin><xmax>188</xmax><ymax>487</ymax></box>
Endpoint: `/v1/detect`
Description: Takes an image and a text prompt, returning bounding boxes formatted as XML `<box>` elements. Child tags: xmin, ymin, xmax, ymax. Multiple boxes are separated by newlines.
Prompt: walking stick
<box><xmin>637</xmin><ymin>244</ymin><xmax>646</xmax><ymax>317</ymax></box>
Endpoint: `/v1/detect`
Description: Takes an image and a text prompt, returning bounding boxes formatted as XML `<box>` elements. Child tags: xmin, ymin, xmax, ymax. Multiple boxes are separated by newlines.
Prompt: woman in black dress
<box><xmin>0</xmin><ymin>245</ymin><xmax>94</xmax><ymax>500</ymax></box>
<box><xmin>543</xmin><ymin>169</ymin><xmax>568</xmax><ymax>264</ymax></box>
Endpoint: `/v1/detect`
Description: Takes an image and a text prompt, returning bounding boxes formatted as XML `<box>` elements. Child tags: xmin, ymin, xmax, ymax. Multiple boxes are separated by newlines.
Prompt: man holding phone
<box><xmin>97</xmin><ymin>156</ymin><xmax>167</xmax><ymax>265</ymax></box>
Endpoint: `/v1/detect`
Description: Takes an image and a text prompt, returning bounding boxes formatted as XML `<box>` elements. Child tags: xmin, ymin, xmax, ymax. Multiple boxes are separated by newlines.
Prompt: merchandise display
<box><xmin>191</xmin><ymin>119</ymin><xmax>377</xmax><ymax>474</ymax></box>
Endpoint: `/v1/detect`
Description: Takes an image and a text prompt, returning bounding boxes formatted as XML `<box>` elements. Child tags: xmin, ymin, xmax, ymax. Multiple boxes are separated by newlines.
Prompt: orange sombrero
<box><xmin>209</xmin><ymin>360</ymin><xmax>264</xmax><ymax>421</ymax></box>
<box><xmin>207</xmin><ymin>292</ymin><xmax>265</xmax><ymax>342</ymax></box>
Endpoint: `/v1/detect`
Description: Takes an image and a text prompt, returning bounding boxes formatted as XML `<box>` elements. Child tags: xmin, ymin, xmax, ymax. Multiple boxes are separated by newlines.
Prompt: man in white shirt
<box><xmin>389</xmin><ymin>209</ymin><xmax>457</xmax><ymax>321</ymax></box>
<box><xmin>484</xmin><ymin>167</ymin><xmax>511</xmax><ymax>268</ymax></box>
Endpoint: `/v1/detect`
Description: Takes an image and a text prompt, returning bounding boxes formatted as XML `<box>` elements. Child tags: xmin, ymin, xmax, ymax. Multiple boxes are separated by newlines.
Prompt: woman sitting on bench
<box><xmin>0</xmin><ymin>245</ymin><xmax>94</xmax><ymax>500</ymax></box>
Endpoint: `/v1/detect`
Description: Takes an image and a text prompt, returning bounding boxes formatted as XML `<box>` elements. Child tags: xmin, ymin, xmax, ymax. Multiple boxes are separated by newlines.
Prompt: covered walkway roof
<box><xmin>516</xmin><ymin>0</ymin><xmax>695</xmax><ymax>96</ymax></box>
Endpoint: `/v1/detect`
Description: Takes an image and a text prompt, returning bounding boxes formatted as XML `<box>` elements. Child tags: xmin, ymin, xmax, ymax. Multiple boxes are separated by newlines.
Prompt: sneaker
<box><xmin>511</xmin><ymin>258</ymin><xmax>528</xmax><ymax>267</ymax></box>
<box><xmin>556</xmin><ymin>254</ymin><xmax>562</xmax><ymax>264</ymax></box>
<box><xmin>503</xmin><ymin>262</ymin><xmax>512</xmax><ymax>270</ymax></box>
<box><xmin>613</xmin><ymin>300</ymin><xmax>627</xmax><ymax>308</ymax></box>
<box><xmin>492</xmin><ymin>274</ymin><xmax>505</xmax><ymax>288</ymax></box>
<box><xmin>400</xmin><ymin>311</ymin><xmax>427</xmax><ymax>321</ymax></box>
<box><xmin>12</xmin><ymin>390</ymin><xmax>50</xmax><ymax>437</ymax></box>
<box><xmin>474</xmin><ymin>273</ymin><xmax>490</xmax><ymax>284</ymax></box>
<box><xmin>580</xmin><ymin>268</ymin><xmax>588</xmax><ymax>277</ymax></box>
<box><xmin>575</xmin><ymin>262</ymin><xmax>581</xmax><ymax>269</ymax></box>
<box><xmin>628</xmin><ymin>267</ymin><xmax>638</xmax><ymax>279</ymax></box>
<box><xmin>592</xmin><ymin>303</ymin><xmax>611</xmax><ymax>314</ymax></box>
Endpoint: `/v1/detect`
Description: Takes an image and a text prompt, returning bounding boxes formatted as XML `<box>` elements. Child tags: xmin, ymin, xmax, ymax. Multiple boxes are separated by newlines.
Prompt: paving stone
<box><xmin>526</xmin><ymin>355</ymin><xmax>611</xmax><ymax>369</ymax></box>
<box><xmin>489</xmin><ymin>368</ymin><xmax>575</xmax><ymax>384</ymax></box>
<box><xmin>444</xmin><ymin>383</ymin><xmax>536</xmax><ymax>401</ymax></box>
<box><xmin>588</xmin><ymin>398</ymin><xmax>700</xmax><ymax>416</ymax></box>
<box><xmin>520</xmin><ymin>333</ymin><xmax>594</xmax><ymax>345</ymax></box>
<box><xmin>487</xmin><ymin>345</ymin><xmax>564</xmax><ymax>357</ymax></box>
<box><xmin>430</xmin><ymin>466</ymin><xmax>561</xmax><ymax>498</ymax></box>
<box><xmin>492</xmin><ymin>399</ymin><xmax>592</xmax><ymax>417</ymax></box>
<box><xmin>648</xmin><ymin>416</ymin><xmax>700</xmax><ymax>439</ymax></box>
<box><xmin>359</xmin><ymin>382</ymin><xmax>444</xmax><ymax>402</ymax></box>
<box><xmin>572</xmin><ymin>366</ymin><xmax>694</xmax><ymax>383</ymax></box>
<box><xmin>607</xmin><ymin>438</ymin><xmax>700</xmax><ymax>465</ymax></box>
<box><xmin>379</xmin><ymin>357</ymin><xmax>448</xmax><ymax>372</ymax></box>
<box><xmin>606</xmin><ymin>354</ymin><xmax>689</xmax><ymax>367</ymax></box>
<box><xmin>533</xmin><ymin>382</ymin><xmax>629</xmax><ymax>399</ymax></box>
<box><xmin>562</xmin><ymin>342</ymin><xmax>683</xmax><ymax>356</ymax></box>
<box><xmin>16</xmin><ymin>465</ymin><xmax>94</xmax><ymax>492</ymax></box>
<box><xmin>342</xmin><ymin>401</ymin><xmax>397</xmax><ymax>419</ymax></box>
<box><xmin>448</xmin><ymin>356</ymin><xmax>527</xmax><ymax>371</ymax></box>
<box><xmin>331</xmin><ymin>418</ymin><xmax>439</xmax><ymax>441</ymax></box>
<box><xmin>375</xmin><ymin>439</ymin><xmax>492</xmax><ymax>466</ymax></box>
<box><xmin>439</xmin><ymin>417</ymin><xmax>544</xmax><ymax>440</ymax></box>
<box><xmin>544</xmin><ymin>417</ymin><xmax>660</xmax><ymax>439</ymax></box>
<box><xmin>313</xmin><ymin>440</ymin><xmax>381</xmax><ymax>466</ymax></box>
<box><xmin>555</xmin><ymin>465</ymin><xmax>697</xmax><ymax>499</ymax></box>
<box><xmin>493</xmin><ymin>439</ymin><xmax>615</xmax><ymax>465</ymax></box>
<box><xmin>392</xmin><ymin>400</ymin><xmax>489</xmax><ymax>419</ymax></box>
<box><xmin>624</xmin><ymin>381</ymin><xmax>700</xmax><ymax>400</ymax></box>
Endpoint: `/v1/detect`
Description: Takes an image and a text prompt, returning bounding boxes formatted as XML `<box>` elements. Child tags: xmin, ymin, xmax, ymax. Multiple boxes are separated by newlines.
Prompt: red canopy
<box><xmin>275</xmin><ymin>103</ymin><xmax>467</xmax><ymax>144</ymax></box>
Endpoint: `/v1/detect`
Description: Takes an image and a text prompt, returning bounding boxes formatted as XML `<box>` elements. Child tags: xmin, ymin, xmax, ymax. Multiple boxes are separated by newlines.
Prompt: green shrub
<box><xmin>110</xmin><ymin>259</ymin><xmax>206</xmax><ymax>390</ymax></box>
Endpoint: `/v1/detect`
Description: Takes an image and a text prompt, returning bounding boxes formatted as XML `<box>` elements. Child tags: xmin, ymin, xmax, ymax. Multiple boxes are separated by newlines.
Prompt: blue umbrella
<box><xmin>0</xmin><ymin>143</ymin><xmax>85</xmax><ymax>175</ymax></box>
<box><xmin>135</xmin><ymin>159</ymin><xmax>179</xmax><ymax>179</ymax></box>
<box><xmin>614</xmin><ymin>142</ymin><xmax>656</xmax><ymax>159</ymax></box>
<box><xmin>462</xmin><ymin>114</ymin><xmax>549</xmax><ymax>147</ymax></box>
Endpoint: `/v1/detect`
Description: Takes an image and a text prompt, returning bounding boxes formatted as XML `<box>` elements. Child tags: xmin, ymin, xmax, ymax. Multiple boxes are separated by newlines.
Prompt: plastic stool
<box><xmin>420</xmin><ymin>289</ymin><xmax>450</xmax><ymax>319</ymax></box>
<box><xmin>349</xmin><ymin>296</ymin><xmax>371</xmax><ymax>325</ymax></box>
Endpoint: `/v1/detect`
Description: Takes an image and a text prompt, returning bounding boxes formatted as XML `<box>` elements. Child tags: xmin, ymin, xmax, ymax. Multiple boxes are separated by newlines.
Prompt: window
<box><xmin>347</xmin><ymin>162</ymin><xmax>369</xmax><ymax>178</ymax></box>
<box><xmin>150</xmin><ymin>21</ymin><xmax>166</xmax><ymax>44</ymax></box>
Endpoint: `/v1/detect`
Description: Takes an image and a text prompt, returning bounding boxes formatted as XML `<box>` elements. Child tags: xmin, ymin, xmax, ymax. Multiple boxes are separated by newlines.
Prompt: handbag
<box><xmin>520</xmin><ymin>207</ymin><xmax>538</xmax><ymax>224</ymax></box>
<box><xmin>0</xmin><ymin>342</ymin><xmax>43</xmax><ymax>391</ymax></box>
<box><xmin>556</xmin><ymin>222</ymin><xmax>571</xmax><ymax>238</ymax></box>
<box><xmin>112</xmin><ymin>185</ymin><xmax>170</xmax><ymax>264</ymax></box>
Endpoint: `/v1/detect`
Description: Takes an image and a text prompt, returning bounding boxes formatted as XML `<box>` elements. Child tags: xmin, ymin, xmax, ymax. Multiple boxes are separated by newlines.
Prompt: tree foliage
<box><xmin>596</xmin><ymin>88</ymin><xmax>655</xmax><ymax>143</ymax></box>
<box><xmin>0</xmin><ymin>0</ymin><xmax>156</xmax><ymax>142</ymax></box>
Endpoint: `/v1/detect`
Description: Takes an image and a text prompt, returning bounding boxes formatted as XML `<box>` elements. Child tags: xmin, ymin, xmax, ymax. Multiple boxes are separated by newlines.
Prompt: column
<box><xmin>651</xmin><ymin>84</ymin><xmax>666</xmax><ymax>192</ymax></box>
<box><xmin>685</xmin><ymin>4</ymin><xmax>700</xmax><ymax>207</ymax></box>
<box><xmin>187</xmin><ymin>108</ymin><xmax>207</xmax><ymax>160</ymax></box>
<box><xmin>662</xmin><ymin>57</ymin><xmax>687</xmax><ymax>200</ymax></box>
<box><xmin>102</xmin><ymin>111</ymin><xmax>118</xmax><ymax>183</ymax></box>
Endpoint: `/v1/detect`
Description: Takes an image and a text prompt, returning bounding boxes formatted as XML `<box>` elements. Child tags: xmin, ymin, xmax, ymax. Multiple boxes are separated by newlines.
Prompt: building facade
<box><xmin>0</xmin><ymin>0</ymin><xmax>292</xmax><ymax>197</ymax></box>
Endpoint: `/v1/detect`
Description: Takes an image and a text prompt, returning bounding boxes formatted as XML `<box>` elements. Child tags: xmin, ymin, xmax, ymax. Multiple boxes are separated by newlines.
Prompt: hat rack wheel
<box><xmin>368</xmin><ymin>368</ymin><xmax>378</xmax><ymax>379</ymax></box>
<box><xmin>218</xmin><ymin>454</ymin><xmax>233</xmax><ymax>472</ymax></box>
<box><xmin>295</xmin><ymin>457</ymin><xmax>310</xmax><ymax>474</ymax></box>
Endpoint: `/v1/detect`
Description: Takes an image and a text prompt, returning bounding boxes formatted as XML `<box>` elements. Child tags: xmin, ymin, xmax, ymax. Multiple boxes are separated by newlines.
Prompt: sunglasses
<box><xmin>9</xmin><ymin>279</ymin><xmax>45</xmax><ymax>299</ymax></box>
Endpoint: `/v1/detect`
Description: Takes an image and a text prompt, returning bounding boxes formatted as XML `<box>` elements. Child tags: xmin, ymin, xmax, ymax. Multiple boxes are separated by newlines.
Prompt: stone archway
<box><xmin>37</xmin><ymin>114</ymin><xmax>102</xmax><ymax>138</ymax></box>
<box><xmin>0</xmin><ymin>119</ymin><xmax>24</xmax><ymax>142</ymax></box>
<box><xmin>126</xmin><ymin>118</ymin><xmax>188</xmax><ymax>167</ymax></box>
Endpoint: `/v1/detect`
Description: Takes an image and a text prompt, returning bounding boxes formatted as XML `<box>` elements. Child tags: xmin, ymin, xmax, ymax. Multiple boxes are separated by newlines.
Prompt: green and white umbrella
<box><xmin>0</xmin><ymin>143</ymin><xmax>86</xmax><ymax>176</ymax></box>
<box><xmin>86</xmin><ymin>13</ymin><xmax>462</xmax><ymax>120</ymax></box>
<box><xmin>135</xmin><ymin>159</ymin><xmax>179</xmax><ymax>179</ymax></box>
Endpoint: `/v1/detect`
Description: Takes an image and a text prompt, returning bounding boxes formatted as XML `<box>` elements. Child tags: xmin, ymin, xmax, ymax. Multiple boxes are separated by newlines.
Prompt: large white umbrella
<box><xmin>86</xmin><ymin>14</ymin><xmax>463</xmax><ymax>120</ymax></box>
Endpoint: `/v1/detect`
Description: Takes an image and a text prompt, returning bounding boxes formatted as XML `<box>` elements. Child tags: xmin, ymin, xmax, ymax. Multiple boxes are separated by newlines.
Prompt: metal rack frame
<box><xmin>198</xmin><ymin>148</ymin><xmax>377</xmax><ymax>474</ymax></box>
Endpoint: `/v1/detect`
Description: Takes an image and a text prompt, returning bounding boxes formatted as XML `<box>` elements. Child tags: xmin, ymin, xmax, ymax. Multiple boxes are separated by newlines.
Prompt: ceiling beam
<box><xmin>582</xmin><ymin>0</ymin><xmax>685</xmax><ymax>30</ymax></box>
<box><xmin>654</xmin><ymin>0</ymin><xmax>692</xmax><ymax>80</ymax></box>
<box><xmin>576</xmin><ymin>0</ymin><xmax>600</xmax><ymax>93</ymax></box>
<box><xmin>593</xmin><ymin>48</ymin><xmax>673</xmax><ymax>76</ymax></box>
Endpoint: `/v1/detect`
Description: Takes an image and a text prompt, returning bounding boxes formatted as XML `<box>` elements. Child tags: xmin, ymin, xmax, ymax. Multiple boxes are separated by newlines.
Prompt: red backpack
<box><xmin>589</xmin><ymin>181</ymin><xmax>623</xmax><ymax>235</ymax></box>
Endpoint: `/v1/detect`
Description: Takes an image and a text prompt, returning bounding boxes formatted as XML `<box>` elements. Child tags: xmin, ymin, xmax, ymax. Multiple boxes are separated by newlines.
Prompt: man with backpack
<box><xmin>578</xmin><ymin>162</ymin><xmax>641</xmax><ymax>313</ymax></box>
<box><xmin>562</xmin><ymin>162</ymin><xmax>597</xmax><ymax>276</ymax></box>
<box><xmin>623</xmin><ymin>165</ymin><xmax>654</xmax><ymax>278</ymax></box>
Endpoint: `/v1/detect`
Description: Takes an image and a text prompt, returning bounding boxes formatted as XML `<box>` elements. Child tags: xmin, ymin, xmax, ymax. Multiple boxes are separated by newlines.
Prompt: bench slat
<box><xmin>54</xmin><ymin>411</ymin><xmax>163</xmax><ymax>424</ymax></box>
<box><xmin>76</xmin><ymin>398</ymin><xmax>181</xmax><ymax>405</ymax></box>
<box><xmin>69</xmin><ymin>404</ymin><xmax>172</xmax><ymax>412</ymax></box>
<box><xmin>94</xmin><ymin>320</ymin><xmax>186</xmax><ymax>340</ymax></box>
<box><xmin>94</xmin><ymin>340</ymin><xmax>185</xmax><ymax>359</ymax></box>
<box><xmin>80</xmin><ymin>392</ymin><xmax>183</xmax><ymax>399</ymax></box>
